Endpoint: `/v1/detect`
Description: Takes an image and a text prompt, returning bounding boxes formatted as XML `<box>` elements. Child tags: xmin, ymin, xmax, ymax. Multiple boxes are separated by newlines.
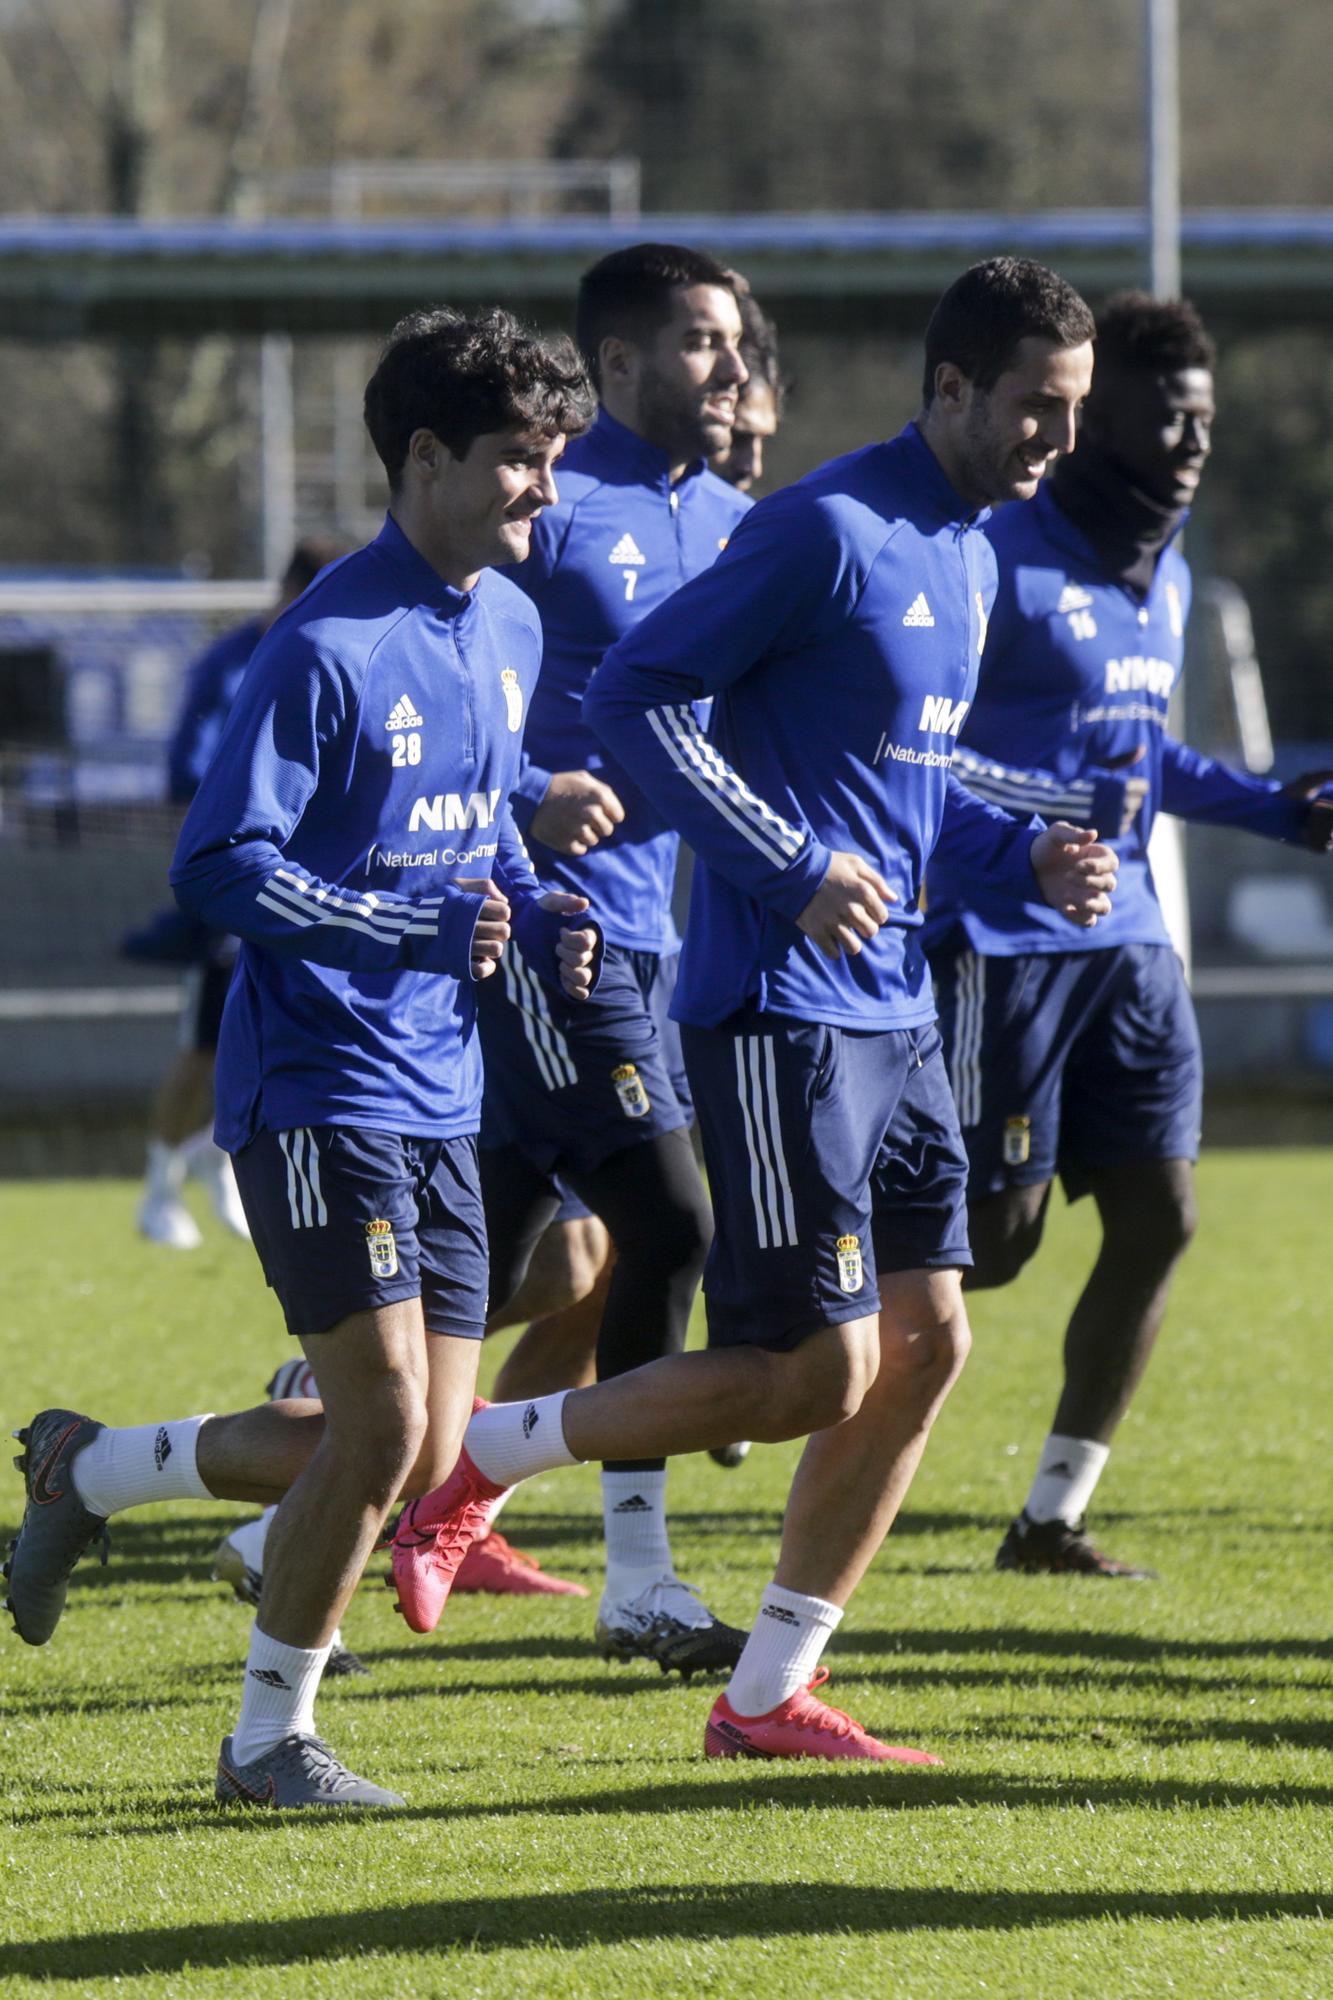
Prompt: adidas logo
<box><xmin>903</xmin><ymin>593</ymin><xmax>935</xmax><ymax>628</ymax></box>
<box><xmin>1057</xmin><ymin>585</ymin><xmax>1094</xmax><ymax>613</ymax></box>
<box><xmin>385</xmin><ymin>694</ymin><xmax>424</xmax><ymax>731</ymax></box>
<box><xmin>153</xmin><ymin>1426</ymin><xmax>172</xmax><ymax>1471</ymax></box>
<box><xmin>761</xmin><ymin>1604</ymin><xmax>801</xmax><ymax>1626</ymax></box>
<box><xmin>522</xmin><ymin>1403</ymin><xmax>540</xmax><ymax>1439</ymax></box>
<box><xmin>248</xmin><ymin>1668</ymin><xmax>291</xmax><ymax>1690</ymax></box>
<box><xmin>612</xmin><ymin>1494</ymin><xmax>652</xmax><ymax>1514</ymax></box>
<box><xmin>609</xmin><ymin>533</ymin><xmax>646</xmax><ymax>566</ymax></box>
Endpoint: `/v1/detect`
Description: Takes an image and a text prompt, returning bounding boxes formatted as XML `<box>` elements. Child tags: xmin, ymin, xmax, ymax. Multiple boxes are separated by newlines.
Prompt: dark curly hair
<box><xmin>1093</xmin><ymin>291</ymin><xmax>1216</xmax><ymax>379</ymax></box>
<box><xmin>364</xmin><ymin>306</ymin><xmax>596</xmax><ymax>489</ymax></box>
<box><xmin>922</xmin><ymin>257</ymin><xmax>1095</xmax><ymax>404</ymax></box>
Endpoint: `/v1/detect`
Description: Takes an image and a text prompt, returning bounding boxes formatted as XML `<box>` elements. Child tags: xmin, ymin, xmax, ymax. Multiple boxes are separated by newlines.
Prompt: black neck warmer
<box><xmin>1050</xmin><ymin>441</ymin><xmax>1185</xmax><ymax>600</ymax></box>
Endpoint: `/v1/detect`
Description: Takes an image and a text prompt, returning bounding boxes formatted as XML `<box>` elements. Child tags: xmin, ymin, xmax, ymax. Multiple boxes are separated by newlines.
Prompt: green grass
<box><xmin>1</xmin><ymin>1153</ymin><xmax>1330</xmax><ymax>1998</ymax></box>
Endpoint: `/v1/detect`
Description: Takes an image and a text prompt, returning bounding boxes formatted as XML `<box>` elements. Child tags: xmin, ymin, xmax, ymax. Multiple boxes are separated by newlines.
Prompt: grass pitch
<box><xmin>1</xmin><ymin>1153</ymin><xmax>1330</xmax><ymax>1998</ymax></box>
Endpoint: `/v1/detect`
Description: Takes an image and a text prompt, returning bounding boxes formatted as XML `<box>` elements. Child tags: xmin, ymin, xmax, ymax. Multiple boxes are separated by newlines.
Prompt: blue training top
<box><xmin>586</xmin><ymin>423</ymin><xmax>1043</xmax><ymax>1031</ymax></box>
<box><xmin>507</xmin><ymin>408</ymin><xmax>750</xmax><ymax>954</ymax></box>
<box><xmin>167</xmin><ymin>616</ymin><xmax>266</xmax><ymax>803</ymax></box>
<box><xmin>923</xmin><ymin>480</ymin><xmax>1307</xmax><ymax>956</ymax></box>
<box><xmin>171</xmin><ymin>515</ymin><xmax>571</xmax><ymax>1150</ymax></box>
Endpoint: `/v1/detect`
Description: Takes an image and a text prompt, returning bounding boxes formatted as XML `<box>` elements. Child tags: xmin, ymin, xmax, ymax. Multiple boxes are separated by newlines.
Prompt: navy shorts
<box><xmin>478</xmin><ymin>941</ymin><xmax>690</xmax><ymax>1179</ymax></box>
<box><xmin>231</xmin><ymin>1126</ymin><xmax>489</xmax><ymax>1341</ymax></box>
<box><xmin>933</xmin><ymin>938</ymin><xmax>1203</xmax><ymax>1202</ymax></box>
<box><xmin>680</xmin><ymin>1010</ymin><xmax>971</xmax><ymax>1352</ymax></box>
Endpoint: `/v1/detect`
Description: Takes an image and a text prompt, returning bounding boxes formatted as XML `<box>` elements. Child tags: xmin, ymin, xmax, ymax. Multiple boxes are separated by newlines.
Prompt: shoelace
<box><xmin>430</xmin><ymin>1496</ymin><xmax>497</xmax><ymax>1575</ymax></box>
<box><xmin>640</xmin><ymin>1576</ymin><xmax>709</xmax><ymax>1628</ymax></box>
<box><xmin>292</xmin><ymin>1737</ymin><xmax>358</xmax><ymax>1794</ymax></box>
<box><xmin>792</xmin><ymin>1666</ymin><xmax>857</xmax><ymax>1741</ymax></box>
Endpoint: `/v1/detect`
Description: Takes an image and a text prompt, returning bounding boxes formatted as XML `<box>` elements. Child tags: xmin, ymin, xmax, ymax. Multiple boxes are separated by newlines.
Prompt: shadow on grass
<box><xmin>4</xmin><ymin>1882</ymin><xmax>1327</xmax><ymax>1979</ymax></box>
<box><xmin>845</xmin><ymin>1626</ymin><xmax>1333</xmax><ymax>1665</ymax></box>
<box><xmin>44</xmin><ymin>1764</ymin><xmax>1333</xmax><ymax>1842</ymax></box>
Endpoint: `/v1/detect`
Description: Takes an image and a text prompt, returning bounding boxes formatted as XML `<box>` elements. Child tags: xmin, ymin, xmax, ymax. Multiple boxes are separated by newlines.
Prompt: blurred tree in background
<box><xmin>0</xmin><ymin>0</ymin><xmax>1327</xmax><ymax>735</ymax></box>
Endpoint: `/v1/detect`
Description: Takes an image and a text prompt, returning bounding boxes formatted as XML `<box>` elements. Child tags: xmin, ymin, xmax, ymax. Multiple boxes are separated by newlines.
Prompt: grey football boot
<box><xmin>4</xmin><ymin>1409</ymin><xmax>110</xmax><ymax>1645</ymax></box>
<box><xmin>216</xmin><ymin>1733</ymin><xmax>405</xmax><ymax>1809</ymax></box>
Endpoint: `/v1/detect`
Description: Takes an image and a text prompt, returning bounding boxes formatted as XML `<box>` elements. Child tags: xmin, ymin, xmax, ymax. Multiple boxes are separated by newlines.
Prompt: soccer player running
<box><xmin>472</xmin><ymin>245</ymin><xmax>753</xmax><ymax>1672</ymax></box>
<box><xmin>4</xmin><ymin>308</ymin><xmax>599</xmax><ymax>1809</ymax></box>
<box><xmin>391</xmin><ymin>259</ymin><xmax>1120</xmax><ymax>1763</ymax></box>
<box><xmin>925</xmin><ymin>292</ymin><xmax>1333</xmax><ymax>1578</ymax></box>
<box><xmin>135</xmin><ymin>535</ymin><xmax>352</xmax><ymax>1250</ymax></box>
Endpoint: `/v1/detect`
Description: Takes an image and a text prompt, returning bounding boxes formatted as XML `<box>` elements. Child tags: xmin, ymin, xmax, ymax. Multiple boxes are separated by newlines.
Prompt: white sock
<box><xmin>465</xmin><ymin>1392</ymin><xmax>580</xmax><ymax>1487</ymax></box>
<box><xmin>144</xmin><ymin>1138</ymin><xmax>188</xmax><ymax>1197</ymax></box>
<box><xmin>1023</xmin><ymin>1433</ymin><xmax>1111</xmax><ymax>1526</ymax></box>
<box><xmin>180</xmin><ymin>1125</ymin><xmax>217</xmax><ymax>1170</ymax></box>
<box><xmin>601</xmin><ymin>1469</ymin><xmax>672</xmax><ymax>1599</ymax></box>
<box><xmin>227</xmin><ymin>1509</ymin><xmax>275</xmax><ymax>1572</ymax></box>
<box><xmin>231</xmin><ymin>1624</ymin><xmax>330</xmax><ymax>1765</ymax></box>
<box><xmin>71</xmin><ymin>1416</ymin><xmax>214</xmax><ymax>1518</ymax></box>
<box><xmin>478</xmin><ymin>1486</ymin><xmax>511</xmax><ymax>1540</ymax></box>
<box><xmin>725</xmin><ymin>1583</ymin><xmax>844</xmax><ymax>1717</ymax></box>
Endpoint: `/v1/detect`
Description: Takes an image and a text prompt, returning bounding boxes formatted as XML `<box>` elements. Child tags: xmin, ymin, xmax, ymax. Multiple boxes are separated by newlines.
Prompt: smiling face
<box><xmin>403</xmin><ymin>423</ymin><xmax>567</xmax><ymax>589</ymax></box>
<box><xmin>607</xmin><ymin>282</ymin><xmax>748</xmax><ymax>471</ymax></box>
<box><xmin>710</xmin><ymin>376</ymin><xmax>779</xmax><ymax>492</ymax></box>
<box><xmin>944</xmin><ymin>335</ymin><xmax>1096</xmax><ymax>508</ymax></box>
<box><xmin>1086</xmin><ymin>365</ymin><xmax>1215</xmax><ymax>507</ymax></box>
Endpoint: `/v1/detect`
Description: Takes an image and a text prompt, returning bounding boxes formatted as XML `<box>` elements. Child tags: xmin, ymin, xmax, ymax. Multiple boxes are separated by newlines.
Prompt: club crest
<box><xmin>500</xmin><ymin>668</ymin><xmax>523</xmax><ymax>733</ymax></box>
<box><xmin>1003</xmin><ymin>1116</ymin><xmax>1032</xmax><ymax>1167</ymax></box>
<box><xmin>612</xmin><ymin>1063</ymin><xmax>651</xmax><ymax>1119</ymax></box>
<box><xmin>836</xmin><ymin>1233</ymin><xmax>863</xmax><ymax>1294</ymax></box>
<box><xmin>365</xmin><ymin>1217</ymin><xmax>399</xmax><ymax>1279</ymax></box>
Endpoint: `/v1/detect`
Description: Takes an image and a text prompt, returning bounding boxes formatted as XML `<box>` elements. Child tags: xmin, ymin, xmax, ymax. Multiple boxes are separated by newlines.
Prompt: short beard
<box><xmin>635</xmin><ymin>375</ymin><xmax>724</xmax><ymax>466</ymax></box>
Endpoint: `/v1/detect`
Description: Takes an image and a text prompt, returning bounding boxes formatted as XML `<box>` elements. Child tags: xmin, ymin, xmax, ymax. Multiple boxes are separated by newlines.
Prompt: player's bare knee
<box><xmin>877</xmin><ymin>1268</ymin><xmax>971</xmax><ymax>1398</ymax></box>
<box><xmin>773</xmin><ymin>1318</ymin><xmax>878</xmax><ymax>1432</ymax></box>
<box><xmin>1098</xmin><ymin>1163</ymin><xmax>1198</xmax><ymax>1272</ymax></box>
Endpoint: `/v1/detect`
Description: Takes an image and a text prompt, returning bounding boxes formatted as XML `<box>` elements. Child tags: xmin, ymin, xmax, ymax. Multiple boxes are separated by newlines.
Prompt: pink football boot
<box><xmin>704</xmin><ymin>1667</ymin><xmax>942</xmax><ymax>1765</ymax></box>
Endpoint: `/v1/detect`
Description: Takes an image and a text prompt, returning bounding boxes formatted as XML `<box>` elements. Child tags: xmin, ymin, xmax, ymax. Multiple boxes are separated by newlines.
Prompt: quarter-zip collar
<box><xmin>373</xmin><ymin>511</ymin><xmax>480</xmax><ymax>620</ymax></box>
<box><xmin>579</xmin><ymin>407</ymin><xmax>709</xmax><ymax>495</ymax></box>
<box><xmin>903</xmin><ymin>422</ymin><xmax>992</xmax><ymax>531</ymax></box>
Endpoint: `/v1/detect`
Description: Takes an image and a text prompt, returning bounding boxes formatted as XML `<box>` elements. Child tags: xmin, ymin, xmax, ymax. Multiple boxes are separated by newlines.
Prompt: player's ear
<box><xmin>932</xmin><ymin>362</ymin><xmax>970</xmax><ymax>414</ymax></box>
<box><xmin>599</xmin><ymin>334</ymin><xmax>638</xmax><ymax>386</ymax></box>
<box><xmin>405</xmin><ymin>427</ymin><xmax>446</xmax><ymax>482</ymax></box>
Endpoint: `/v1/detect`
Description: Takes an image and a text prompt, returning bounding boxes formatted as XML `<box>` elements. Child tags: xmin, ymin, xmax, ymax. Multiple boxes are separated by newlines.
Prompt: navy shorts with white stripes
<box><xmin>477</xmin><ymin>941</ymin><xmax>690</xmax><ymax>1178</ymax></box>
<box><xmin>932</xmin><ymin>936</ymin><xmax>1203</xmax><ymax>1200</ymax></box>
<box><xmin>230</xmin><ymin>1125</ymin><xmax>488</xmax><ymax>1341</ymax></box>
<box><xmin>680</xmin><ymin>1010</ymin><xmax>972</xmax><ymax>1352</ymax></box>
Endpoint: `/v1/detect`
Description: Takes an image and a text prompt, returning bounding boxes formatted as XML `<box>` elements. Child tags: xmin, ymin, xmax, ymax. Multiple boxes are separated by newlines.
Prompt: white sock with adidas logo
<box><xmin>71</xmin><ymin>1416</ymin><xmax>214</xmax><ymax>1518</ymax></box>
<box><xmin>724</xmin><ymin>1583</ymin><xmax>843</xmax><ymax>1717</ymax></box>
<box><xmin>601</xmin><ymin>1468</ymin><xmax>672</xmax><ymax>1603</ymax></box>
<box><xmin>231</xmin><ymin>1625</ymin><xmax>330</xmax><ymax>1766</ymax></box>
<box><xmin>1022</xmin><ymin>1433</ymin><xmax>1110</xmax><ymax>1526</ymax></box>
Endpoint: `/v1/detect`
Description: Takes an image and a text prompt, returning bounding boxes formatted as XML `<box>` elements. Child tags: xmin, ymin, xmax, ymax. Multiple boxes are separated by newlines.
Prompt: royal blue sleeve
<box><xmin>933</xmin><ymin>774</ymin><xmax>1043</xmax><ymax>895</ymax></box>
<box><xmin>952</xmin><ymin>743</ymin><xmax>1132</xmax><ymax>842</ymax></box>
<box><xmin>170</xmin><ymin>637</ymin><xmax>488</xmax><ymax>978</ymax></box>
<box><xmin>1158</xmin><ymin>735</ymin><xmax>1308</xmax><ymax>842</ymax></box>
<box><xmin>166</xmin><ymin>631</ymin><xmax>251</xmax><ymax>804</ymax></box>
<box><xmin>583</xmin><ymin>497</ymin><xmax>834</xmax><ymax>923</ymax></box>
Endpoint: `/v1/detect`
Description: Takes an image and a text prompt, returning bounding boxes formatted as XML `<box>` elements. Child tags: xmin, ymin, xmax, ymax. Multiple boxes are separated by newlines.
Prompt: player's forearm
<box><xmin>953</xmin><ymin>746</ymin><xmax>1126</xmax><ymax>834</ymax></box>
<box><xmin>935</xmin><ymin>776</ymin><xmax>1043</xmax><ymax>897</ymax></box>
<box><xmin>170</xmin><ymin>840</ymin><xmax>486</xmax><ymax>977</ymax></box>
<box><xmin>1159</xmin><ymin>738</ymin><xmax>1307</xmax><ymax>842</ymax></box>
<box><xmin>586</xmin><ymin>681</ymin><xmax>827</xmax><ymax>920</ymax></box>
